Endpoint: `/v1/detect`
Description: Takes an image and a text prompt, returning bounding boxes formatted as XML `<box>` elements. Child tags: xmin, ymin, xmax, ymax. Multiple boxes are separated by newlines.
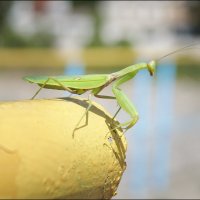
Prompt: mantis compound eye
<box><xmin>147</xmin><ymin>60</ymin><xmax>156</xmax><ymax>76</ymax></box>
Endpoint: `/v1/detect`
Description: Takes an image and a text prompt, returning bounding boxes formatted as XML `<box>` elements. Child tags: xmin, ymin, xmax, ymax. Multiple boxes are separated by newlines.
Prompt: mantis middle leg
<box><xmin>93</xmin><ymin>86</ymin><xmax>116</xmax><ymax>100</ymax></box>
<box><xmin>73</xmin><ymin>87</ymin><xmax>117</xmax><ymax>134</ymax></box>
<box><xmin>93</xmin><ymin>86</ymin><xmax>122</xmax><ymax>119</ymax></box>
<box><xmin>73</xmin><ymin>93</ymin><xmax>93</xmax><ymax>137</ymax></box>
<box><xmin>73</xmin><ymin>85</ymin><xmax>116</xmax><ymax>130</ymax></box>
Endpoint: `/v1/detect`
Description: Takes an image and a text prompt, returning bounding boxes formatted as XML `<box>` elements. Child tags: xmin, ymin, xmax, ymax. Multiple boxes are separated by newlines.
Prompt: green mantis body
<box><xmin>23</xmin><ymin>43</ymin><xmax>199</xmax><ymax>134</ymax></box>
<box><xmin>24</xmin><ymin>60</ymin><xmax>156</xmax><ymax>131</ymax></box>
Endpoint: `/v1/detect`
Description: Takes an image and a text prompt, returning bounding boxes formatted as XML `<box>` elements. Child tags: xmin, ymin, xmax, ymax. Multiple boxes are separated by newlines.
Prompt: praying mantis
<box><xmin>23</xmin><ymin>43</ymin><xmax>197</xmax><ymax>133</ymax></box>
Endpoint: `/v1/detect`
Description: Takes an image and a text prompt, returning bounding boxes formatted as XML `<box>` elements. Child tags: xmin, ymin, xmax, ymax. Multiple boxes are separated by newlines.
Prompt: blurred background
<box><xmin>0</xmin><ymin>1</ymin><xmax>200</xmax><ymax>198</ymax></box>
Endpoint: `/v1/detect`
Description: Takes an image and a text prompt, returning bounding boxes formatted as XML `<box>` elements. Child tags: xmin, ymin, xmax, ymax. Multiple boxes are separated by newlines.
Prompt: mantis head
<box><xmin>146</xmin><ymin>43</ymin><xmax>199</xmax><ymax>76</ymax></box>
<box><xmin>147</xmin><ymin>60</ymin><xmax>156</xmax><ymax>76</ymax></box>
<box><xmin>147</xmin><ymin>43</ymin><xmax>199</xmax><ymax>77</ymax></box>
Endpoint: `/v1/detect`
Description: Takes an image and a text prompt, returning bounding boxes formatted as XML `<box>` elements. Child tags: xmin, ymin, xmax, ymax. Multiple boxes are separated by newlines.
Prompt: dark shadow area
<box><xmin>57</xmin><ymin>97</ymin><xmax>127</xmax><ymax>170</ymax></box>
<box><xmin>58</xmin><ymin>185</ymin><xmax>107</xmax><ymax>199</ymax></box>
<box><xmin>104</xmin><ymin>118</ymin><xmax>127</xmax><ymax>170</ymax></box>
<box><xmin>59</xmin><ymin>97</ymin><xmax>109</xmax><ymax>119</ymax></box>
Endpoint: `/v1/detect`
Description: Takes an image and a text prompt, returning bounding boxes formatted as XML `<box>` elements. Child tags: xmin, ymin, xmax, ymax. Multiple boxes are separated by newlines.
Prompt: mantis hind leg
<box><xmin>31</xmin><ymin>77</ymin><xmax>75</xmax><ymax>99</ymax></box>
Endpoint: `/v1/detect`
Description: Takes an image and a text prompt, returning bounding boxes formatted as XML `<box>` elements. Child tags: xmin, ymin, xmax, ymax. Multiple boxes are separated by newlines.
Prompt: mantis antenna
<box><xmin>156</xmin><ymin>42</ymin><xmax>200</xmax><ymax>62</ymax></box>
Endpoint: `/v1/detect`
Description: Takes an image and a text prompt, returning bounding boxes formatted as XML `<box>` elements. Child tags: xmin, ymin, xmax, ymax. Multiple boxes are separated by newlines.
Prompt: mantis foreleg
<box><xmin>111</xmin><ymin>73</ymin><xmax>139</xmax><ymax>131</ymax></box>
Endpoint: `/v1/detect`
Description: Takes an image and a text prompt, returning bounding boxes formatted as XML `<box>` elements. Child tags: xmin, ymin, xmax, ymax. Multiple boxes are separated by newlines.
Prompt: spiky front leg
<box><xmin>111</xmin><ymin>73</ymin><xmax>139</xmax><ymax>132</ymax></box>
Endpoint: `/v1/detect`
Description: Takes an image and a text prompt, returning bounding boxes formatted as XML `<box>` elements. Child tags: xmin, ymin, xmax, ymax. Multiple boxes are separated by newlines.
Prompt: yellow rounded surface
<box><xmin>0</xmin><ymin>98</ymin><xmax>127</xmax><ymax>199</ymax></box>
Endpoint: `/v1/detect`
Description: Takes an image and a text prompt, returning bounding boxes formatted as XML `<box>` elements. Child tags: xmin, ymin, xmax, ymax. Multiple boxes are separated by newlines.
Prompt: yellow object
<box><xmin>0</xmin><ymin>98</ymin><xmax>127</xmax><ymax>199</ymax></box>
<box><xmin>0</xmin><ymin>47</ymin><xmax>136</xmax><ymax>69</ymax></box>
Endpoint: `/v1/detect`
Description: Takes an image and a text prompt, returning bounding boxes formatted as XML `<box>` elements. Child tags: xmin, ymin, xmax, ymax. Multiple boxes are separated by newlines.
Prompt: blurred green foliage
<box><xmin>0</xmin><ymin>27</ymin><xmax>54</xmax><ymax>47</ymax></box>
<box><xmin>0</xmin><ymin>1</ymin><xmax>13</xmax><ymax>32</ymax></box>
<box><xmin>0</xmin><ymin>0</ymin><xmax>199</xmax><ymax>80</ymax></box>
<box><xmin>186</xmin><ymin>1</ymin><xmax>200</xmax><ymax>35</ymax></box>
<box><xmin>71</xmin><ymin>1</ymin><xmax>132</xmax><ymax>47</ymax></box>
<box><xmin>177</xmin><ymin>64</ymin><xmax>200</xmax><ymax>80</ymax></box>
<box><xmin>71</xmin><ymin>1</ymin><xmax>97</xmax><ymax>11</ymax></box>
<box><xmin>176</xmin><ymin>56</ymin><xmax>200</xmax><ymax>80</ymax></box>
<box><xmin>71</xmin><ymin>1</ymin><xmax>103</xmax><ymax>47</ymax></box>
<box><xmin>0</xmin><ymin>1</ymin><xmax>54</xmax><ymax>47</ymax></box>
